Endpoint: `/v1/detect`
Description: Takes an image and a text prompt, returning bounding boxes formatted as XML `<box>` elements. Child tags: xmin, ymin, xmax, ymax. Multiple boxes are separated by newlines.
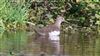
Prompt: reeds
<box><xmin>0</xmin><ymin>0</ymin><xmax>30</xmax><ymax>30</ymax></box>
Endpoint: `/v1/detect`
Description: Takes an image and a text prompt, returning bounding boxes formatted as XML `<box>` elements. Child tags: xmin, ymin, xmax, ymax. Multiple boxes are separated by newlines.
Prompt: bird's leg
<box><xmin>51</xmin><ymin>40</ymin><xmax>61</xmax><ymax>56</ymax></box>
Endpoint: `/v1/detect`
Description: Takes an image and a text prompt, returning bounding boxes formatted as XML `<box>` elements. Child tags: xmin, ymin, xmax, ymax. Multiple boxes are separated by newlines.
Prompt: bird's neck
<box><xmin>54</xmin><ymin>20</ymin><xmax>62</xmax><ymax>28</ymax></box>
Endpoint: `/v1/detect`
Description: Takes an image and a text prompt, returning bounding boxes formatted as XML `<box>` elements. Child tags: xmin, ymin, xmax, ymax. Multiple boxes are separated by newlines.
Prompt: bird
<box><xmin>26</xmin><ymin>15</ymin><xmax>65</xmax><ymax>56</ymax></box>
<box><xmin>34</xmin><ymin>15</ymin><xmax>65</xmax><ymax>56</ymax></box>
<box><xmin>34</xmin><ymin>15</ymin><xmax>65</xmax><ymax>40</ymax></box>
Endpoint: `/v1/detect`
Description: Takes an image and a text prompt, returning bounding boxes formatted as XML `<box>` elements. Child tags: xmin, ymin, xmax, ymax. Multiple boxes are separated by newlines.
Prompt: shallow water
<box><xmin>0</xmin><ymin>29</ymin><xmax>99</xmax><ymax>56</ymax></box>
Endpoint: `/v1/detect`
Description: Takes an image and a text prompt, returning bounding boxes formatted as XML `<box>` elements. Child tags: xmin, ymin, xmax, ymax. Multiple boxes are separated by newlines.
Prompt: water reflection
<box><xmin>35</xmin><ymin>36</ymin><xmax>61</xmax><ymax>56</ymax></box>
<box><xmin>0</xmin><ymin>28</ymin><xmax>98</xmax><ymax>56</ymax></box>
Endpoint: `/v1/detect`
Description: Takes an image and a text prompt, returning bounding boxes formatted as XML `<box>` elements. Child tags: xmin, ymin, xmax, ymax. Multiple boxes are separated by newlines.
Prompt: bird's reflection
<box><xmin>35</xmin><ymin>35</ymin><xmax>61</xmax><ymax>56</ymax></box>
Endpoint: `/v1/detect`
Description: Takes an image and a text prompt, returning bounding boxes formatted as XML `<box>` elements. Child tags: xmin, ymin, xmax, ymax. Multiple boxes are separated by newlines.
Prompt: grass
<box><xmin>0</xmin><ymin>0</ymin><xmax>30</xmax><ymax>30</ymax></box>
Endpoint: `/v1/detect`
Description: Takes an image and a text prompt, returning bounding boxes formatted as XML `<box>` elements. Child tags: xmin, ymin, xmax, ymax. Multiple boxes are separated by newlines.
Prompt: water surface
<box><xmin>0</xmin><ymin>28</ymin><xmax>99</xmax><ymax>56</ymax></box>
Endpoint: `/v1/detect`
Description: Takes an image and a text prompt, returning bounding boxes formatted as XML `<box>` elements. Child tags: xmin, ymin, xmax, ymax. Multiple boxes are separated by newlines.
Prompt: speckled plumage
<box><xmin>35</xmin><ymin>15</ymin><xmax>64</xmax><ymax>40</ymax></box>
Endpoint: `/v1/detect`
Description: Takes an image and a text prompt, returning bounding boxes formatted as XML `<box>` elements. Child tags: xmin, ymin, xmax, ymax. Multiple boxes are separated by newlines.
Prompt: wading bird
<box><xmin>34</xmin><ymin>15</ymin><xmax>65</xmax><ymax>56</ymax></box>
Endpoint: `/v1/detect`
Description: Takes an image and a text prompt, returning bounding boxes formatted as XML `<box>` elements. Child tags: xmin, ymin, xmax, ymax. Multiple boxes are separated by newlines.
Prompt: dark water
<box><xmin>0</xmin><ymin>28</ymin><xmax>99</xmax><ymax>56</ymax></box>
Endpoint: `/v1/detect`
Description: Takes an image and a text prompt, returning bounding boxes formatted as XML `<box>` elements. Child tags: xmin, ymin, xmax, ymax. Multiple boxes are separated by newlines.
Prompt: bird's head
<box><xmin>56</xmin><ymin>15</ymin><xmax>65</xmax><ymax>23</ymax></box>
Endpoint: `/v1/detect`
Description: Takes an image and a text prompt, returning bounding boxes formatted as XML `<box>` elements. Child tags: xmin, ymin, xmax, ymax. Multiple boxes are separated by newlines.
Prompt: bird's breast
<box><xmin>48</xmin><ymin>31</ymin><xmax>60</xmax><ymax>40</ymax></box>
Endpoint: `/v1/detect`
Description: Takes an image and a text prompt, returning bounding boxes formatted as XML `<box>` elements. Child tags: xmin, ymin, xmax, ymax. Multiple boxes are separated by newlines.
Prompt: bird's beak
<box><xmin>63</xmin><ymin>19</ymin><xmax>69</xmax><ymax>24</ymax></box>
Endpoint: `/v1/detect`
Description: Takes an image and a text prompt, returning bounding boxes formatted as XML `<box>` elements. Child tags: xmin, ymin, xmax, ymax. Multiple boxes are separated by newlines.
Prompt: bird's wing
<box><xmin>34</xmin><ymin>28</ymin><xmax>46</xmax><ymax>35</ymax></box>
<box><xmin>34</xmin><ymin>24</ymin><xmax>60</xmax><ymax>35</ymax></box>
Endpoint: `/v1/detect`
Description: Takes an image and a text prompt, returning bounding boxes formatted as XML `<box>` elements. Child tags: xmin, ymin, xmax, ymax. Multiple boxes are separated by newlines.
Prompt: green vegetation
<box><xmin>0</xmin><ymin>0</ymin><xmax>100</xmax><ymax>31</ymax></box>
<box><xmin>0</xmin><ymin>0</ymin><xmax>30</xmax><ymax>31</ymax></box>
